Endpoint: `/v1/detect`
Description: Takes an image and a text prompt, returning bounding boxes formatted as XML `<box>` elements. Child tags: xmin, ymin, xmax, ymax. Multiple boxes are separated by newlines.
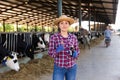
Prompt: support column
<box><xmin>88</xmin><ymin>3</ymin><xmax>91</xmax><ymax>31</ymax></box>
<box><xmin>57</xmin><ymin>0</ymin><xmax>62</xmax><ymax>17</ymax></box>
<box><xmin>35</xmin><ymin>23</ymin><xmax>37</xmax><ymax>32</ymax></box>
<box><xmin>94</xmin><ymin>8</ymin><xmax>96</xmax><ymax>31</ymax></box>
<box><xmin>97</xmin><ymin>22</ymin><xmax>99</xmax><ymax>31</ymax></box>
<box><xmin>96</xmin><ymin>22</ymin><xmax>98</xmax><ymax>31</ymax></box>
<box><xmin>27</xmin><ymin>22</ymin><xmax>29</xmax><ymax>32</ymax></box>
<box><xmin>16</xmin><ymin>21</ymin><xmax>18</xmax><ymax>32</ymax></box>
<box><xmin>94</xmin><ymin>19</ymin><xmax>95</xmax><ymax>31</ymax></box>
<box><xmin>99</xmin><ymin>22</ymin><xmax>101</xmax><ymax>32</ymax></box>
<box><xmin>102</xmin><ymin>23</ymin><xmax>104</xmax><ymax>32</ymax></box>
<box><xmin>41</xmin><ymin>16</ymin><xmax>44</xmax><ymax>31</ymax></box>
<box><xmin>101</xmin><ymin>23</ymin><xmax>103</xmax><ymax>32</ymax></box>
<box><xmin>78</xmin><ymin>0</ymin><xmax>82</xmax><ymax>31</ymax></box>
<box><xmin>99</xmin><ymin>22</ymin><xmax>101</xmax><ymax>31</ymax></box>
<box><xmin>101</xmin><ymin>23</ymin><xmax>102</xmax><ymax>32</ymax></box>
<box><xmin>3</xmin><ymin>19</ymin><xmax>5</xmax><ymax>32</ymax></box>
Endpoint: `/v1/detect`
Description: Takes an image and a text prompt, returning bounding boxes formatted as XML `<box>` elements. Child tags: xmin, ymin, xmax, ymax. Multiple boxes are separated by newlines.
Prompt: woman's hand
<box><xmin>56</xmin><ymin>44</ymin><xmax>64</xmax><ymax>53</ymax></box>
<box><xmin>72</xmin><ymin>51</ymin><xmax>78</xmax><ymax>58</ymax></box>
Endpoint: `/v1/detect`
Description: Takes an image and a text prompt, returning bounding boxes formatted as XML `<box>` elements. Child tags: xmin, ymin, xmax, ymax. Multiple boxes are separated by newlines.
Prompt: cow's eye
<box><xmin>13</xmin><ymin>59</ymin><xmax>18</xmax><ymax>63</ymax></box>
<box><xmin>40</xmin><ymin>41</ymin><xmax>43</xmax><ymax>44</ymax></box>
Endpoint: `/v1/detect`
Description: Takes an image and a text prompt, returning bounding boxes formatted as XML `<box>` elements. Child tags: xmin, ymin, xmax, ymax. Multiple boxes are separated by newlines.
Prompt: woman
<box><xmin>104</xmin><ymin>26</ymin><xmax>112</xmax><ymax>47</ymax></box>
<box><xmin>48</xmin><ymin>15</ymin><xmax>80</xmax><ymax>80</ymax></box>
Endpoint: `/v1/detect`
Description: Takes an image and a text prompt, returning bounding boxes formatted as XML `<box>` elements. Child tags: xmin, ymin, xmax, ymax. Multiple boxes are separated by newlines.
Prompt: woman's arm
<box><xmin>48</xmin><ymin>35</ymin><xmax>57</xmax><ymax>58</ymax></box>
<box><xmin>74</xmin><ymin>35</ymin><xmax>80</xmax><ymax>57</ymax></box>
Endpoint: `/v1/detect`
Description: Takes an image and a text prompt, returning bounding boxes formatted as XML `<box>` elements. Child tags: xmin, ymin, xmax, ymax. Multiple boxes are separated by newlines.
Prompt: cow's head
<box><xmin>4</xmin><ymin>52</ymin><xmax>20</xmax><ymax>71</ymax></box>
<box><xmin>37</xmin><ymin>37</ymin><xmax>46</xmax><ymax>48</ymax></box>
<box><xmin>44</xmin><ymin>33</ymin><xmax>50</xmax><ymax>44</ymax></box>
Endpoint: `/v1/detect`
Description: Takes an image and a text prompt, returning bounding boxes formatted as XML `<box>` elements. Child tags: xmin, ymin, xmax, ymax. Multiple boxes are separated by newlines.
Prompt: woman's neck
<box><xmin>60</xmin><ymin>31</ymin><xmax>68</xmax><ymax>38</ymax></box>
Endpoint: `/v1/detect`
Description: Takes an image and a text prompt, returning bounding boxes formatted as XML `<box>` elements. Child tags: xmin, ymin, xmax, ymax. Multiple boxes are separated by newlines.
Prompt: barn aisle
<box><xmin>77</xmin><ymin>33</ymin><xmax>120</xmax><ymax>80</ymax></box>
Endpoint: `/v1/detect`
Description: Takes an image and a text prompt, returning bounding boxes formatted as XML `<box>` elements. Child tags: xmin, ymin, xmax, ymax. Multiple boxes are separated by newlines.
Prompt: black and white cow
<box><xmin>17</xmin><ymin>34</ymin><xmax>34</xmax><ymax>60</ymax></box>
<box><xmin>75</xmin><ymin>28</ymin><xmax>90</xmax><ymax>49</ymax></box>
<box><xmin>0</xmin><ymin>44</ymin><xmax>20</xmax><ymax>71</ymax></box>
<box><xmin>89</xmin><ymin>31</ymin><xmax>103</xmax><ymax>40</ymax></box>
<box><xmin>32</xmin><ymin>33</ymin><xmax>46</xmax><ymax>52</ymax></box>
<box><xmin>88</xmin><ymin>31</ymin><xmax>97</xmax><ymax>40</ymax></box>
<box><xmin>43</xmin><ymin>33</ymin><xmax>50</xmax><ymax>47</ymax></box>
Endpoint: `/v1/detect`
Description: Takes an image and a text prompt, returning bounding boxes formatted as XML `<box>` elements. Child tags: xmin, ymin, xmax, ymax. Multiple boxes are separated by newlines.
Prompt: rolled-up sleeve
<box><xmin>48</xmin><ymin>35</ymin><xmax>57</xmax><ymax>58</ymax></box>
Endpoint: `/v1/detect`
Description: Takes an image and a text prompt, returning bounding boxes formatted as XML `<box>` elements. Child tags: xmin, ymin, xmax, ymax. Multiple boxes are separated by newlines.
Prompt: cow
<box><xmin>17</xmin><ymin>34</ymin><xmax>34</xmax><ymax>60</ymax></box>
<box><xmin>89</xmin><ymin>31</ymin><xmax>103</xmax><ymax>41</ymax></box>
<box><xmin>32</xmin><ymin>33</ymin><xmax>46</xmax><ymax>52</ymax></box>
<box><xmin>88</xmin><ymin>31</ymin><xmax>97</xmax><ymax>40</ymax></box>
<box><xmin>43</xmin><ymin>33</ymin><xmax>50</xmax><ymax>47</ymax></box>
<box><xmin>78</xmin><ymin>28</ymin><xmax>90</xmax><ymax>49</ymax></box>
<box><xmin>0</xmin><ymin>44</ymin><xmax>20</xmax><ymax>71</ymax></box>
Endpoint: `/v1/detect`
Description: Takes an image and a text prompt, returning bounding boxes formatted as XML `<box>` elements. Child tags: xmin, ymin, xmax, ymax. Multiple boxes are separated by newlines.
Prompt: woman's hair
<box><xmin>57</xmin><ymin>22</ymin><xmax>61</xmax><ymax>32</ymax></box>
<box><xmin>58</xmin><ymin>26</ymin><xmax>61</xmax><ymax>32</ymax></box>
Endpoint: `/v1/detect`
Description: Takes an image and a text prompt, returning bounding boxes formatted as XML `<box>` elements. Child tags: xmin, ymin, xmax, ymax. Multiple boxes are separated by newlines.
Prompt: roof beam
<box><xmin>81</xmin><ymin>0</ymin><xmax>118</xmax><ymax>4</ymax></box>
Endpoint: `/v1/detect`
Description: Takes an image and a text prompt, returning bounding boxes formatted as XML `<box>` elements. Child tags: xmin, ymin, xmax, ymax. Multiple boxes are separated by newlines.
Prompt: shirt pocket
<box><xmin>54</xmin><ymin>38</ymin><xmax>61</xmax><ymax>49</ymax></box>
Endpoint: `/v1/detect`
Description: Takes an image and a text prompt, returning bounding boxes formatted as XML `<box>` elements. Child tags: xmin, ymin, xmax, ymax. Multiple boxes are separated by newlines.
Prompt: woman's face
<box><xmin>59</xmin><ymin>21</ymin><xmax>70</xmax><ymax>32</ymax></box>
<box><xmin>107</xmin><ymin>26</ymin><xmax>110</xmax><ymax>29</ymax></box>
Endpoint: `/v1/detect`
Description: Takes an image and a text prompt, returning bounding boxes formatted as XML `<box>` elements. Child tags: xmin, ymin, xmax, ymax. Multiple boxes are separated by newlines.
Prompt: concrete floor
<box><xmin>77</xmin><ymin>33</ymin><xmax>120</xmax><ymax>80</ymax></box>
<box><xmin>40</xmin><ymin>33</ymin><xmax>120</xmax><ymax>80</ymax></box>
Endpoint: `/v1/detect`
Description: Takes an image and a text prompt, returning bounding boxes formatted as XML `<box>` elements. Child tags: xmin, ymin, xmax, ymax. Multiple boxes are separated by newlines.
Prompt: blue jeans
<box><xmin>53</xmin><ymin>64</ymin><xmax>77</xmax><ymax>80</ymax></box>
<box><xmin>105</xmin><ymin>37</ymin><xmax>111</xmax><ymax>42</ymax></box>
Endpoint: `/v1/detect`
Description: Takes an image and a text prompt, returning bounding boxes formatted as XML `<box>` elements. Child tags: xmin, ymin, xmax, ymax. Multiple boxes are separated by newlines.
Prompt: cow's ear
<box><xmin>8</xmin><ymin>54</ymin><xmax>14</xmax><ymax>59</ymax></box>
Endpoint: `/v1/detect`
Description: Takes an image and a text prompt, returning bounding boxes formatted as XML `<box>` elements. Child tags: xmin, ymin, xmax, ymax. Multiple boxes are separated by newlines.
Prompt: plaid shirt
<box><xmin>48</xmin><ymin>32</ymin><xmax>80</xmax><ymax>68</ymax></box>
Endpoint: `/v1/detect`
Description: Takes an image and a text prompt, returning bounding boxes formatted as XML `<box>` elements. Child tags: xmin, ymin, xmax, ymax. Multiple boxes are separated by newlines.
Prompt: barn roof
<box><xmin>0</xmin><ymin>0</ymin><xmax>118</xmax><ymax>26</ymax></box>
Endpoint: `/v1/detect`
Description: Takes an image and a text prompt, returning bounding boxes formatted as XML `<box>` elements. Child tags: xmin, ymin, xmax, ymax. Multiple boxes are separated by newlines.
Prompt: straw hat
<box><xmin>54</xmin><ymin>15</ymin><xmax>74</xmax><ymax>25</ymax></box>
